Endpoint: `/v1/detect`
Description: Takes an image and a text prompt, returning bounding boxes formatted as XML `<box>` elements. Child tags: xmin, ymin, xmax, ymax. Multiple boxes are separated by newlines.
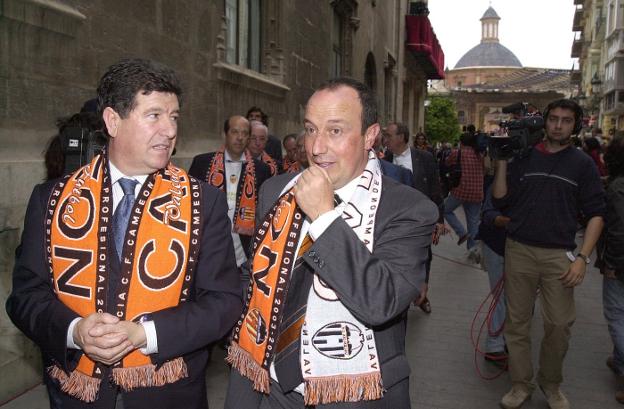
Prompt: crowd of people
<box><xmin>5</xmin><ymin>57</ymin><xmax>624</xmax><ymax>409</ymax></box>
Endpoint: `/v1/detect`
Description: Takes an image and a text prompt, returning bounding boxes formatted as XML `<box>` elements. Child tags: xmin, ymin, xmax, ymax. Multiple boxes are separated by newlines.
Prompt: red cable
<box><xmin>470</xmin><ymin>274</ymin><xmax>507</xmax><ymax>380</ymax></box>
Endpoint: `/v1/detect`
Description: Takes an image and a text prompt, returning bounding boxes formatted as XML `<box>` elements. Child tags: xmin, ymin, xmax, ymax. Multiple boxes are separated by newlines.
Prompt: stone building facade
<box><xmin>0</xmin><ymin>0</ymin><xmax>444</xmax><ymax>400</ymax></box>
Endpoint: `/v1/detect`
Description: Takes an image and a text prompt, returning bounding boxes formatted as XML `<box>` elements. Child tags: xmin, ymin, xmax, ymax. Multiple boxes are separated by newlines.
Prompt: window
<box><xmin>225</xmin><ymin>0</ymin><xmax>262</xmax><ymax>71</ymax></box>
<box><xmin>331</xmin><ymin>10</ymin><xmax>344</xmax><ymax>77</ymax></box>
<box><xmin>458</xmin><ymin>110</ymin><xmax>466</xmax><ymax>124</ymax></box>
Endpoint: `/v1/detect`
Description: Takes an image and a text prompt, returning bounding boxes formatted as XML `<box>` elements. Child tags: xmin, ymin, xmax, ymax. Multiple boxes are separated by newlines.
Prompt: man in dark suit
<box><xmin>384</xmin><ymin>122</ymin><xmax>445</xmax><ymax>311</ymax></box>
<box><xmin>225</xmin><ymin>78</ymin><xmax>437</xmax><ymax>408</ymax></box>
<box><xmin>247</xmin><ymin>106</ymin><xmax>283</xmax><ymax>166</ymax></box>
<box><xmin>6</xmin><ymin>59</ymin><xmax>242</xmax><ymax>408</ymax></box>
<box><xmin>188</xmin><ymin>115</ymin><xmax>272</xmax><ymax>292</ymax></box>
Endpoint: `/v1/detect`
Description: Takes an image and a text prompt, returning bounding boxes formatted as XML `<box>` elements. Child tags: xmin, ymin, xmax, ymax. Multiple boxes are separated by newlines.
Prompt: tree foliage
<box><xmin>424</xmin><ymin>96</ymin><xmax>461</xmax><ymax>143</ymax></box>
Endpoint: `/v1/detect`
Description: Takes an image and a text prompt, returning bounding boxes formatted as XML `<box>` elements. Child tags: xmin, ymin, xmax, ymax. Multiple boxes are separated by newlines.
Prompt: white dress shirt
<box><xmin>224</xmin><ymin>150</ymin><xmax>248</xmax><ymax>267</ymax></box>
<box><xmin>392</xmin><ymin>146</ymin><xmax>413</xmax><ymax>173</ymax></box>
<box><xmin>67</xmin><ymin>161</ymin><xmax>157</xmax><ymax>355</ymax></box>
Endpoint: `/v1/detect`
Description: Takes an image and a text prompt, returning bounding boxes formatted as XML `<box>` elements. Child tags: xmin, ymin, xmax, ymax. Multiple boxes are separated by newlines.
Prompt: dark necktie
<box><xmin>113</xmin><ymin>178</ymin><xmax>138</xmax><ymax>260</ymax></box>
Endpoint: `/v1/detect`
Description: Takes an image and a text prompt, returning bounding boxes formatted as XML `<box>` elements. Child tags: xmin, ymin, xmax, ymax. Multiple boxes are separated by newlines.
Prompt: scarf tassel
<box><xmin>303</xmin><ymin>372</ymin><xmax>384</xmax><ymax>406</ymax></box>
<box><xmin>226</xmin><ymin>343</ymin><xmax>270</xmax><ymax>393</ymax></box>
<box><xmin>112</xmin><ymin>358</ymin><xmax>188</xmax><ymax>391</ymax></box>
<box><xmin>48</xmin><ymin>365</ymin><xmax>101</xmax><ymax>403</ymax></box>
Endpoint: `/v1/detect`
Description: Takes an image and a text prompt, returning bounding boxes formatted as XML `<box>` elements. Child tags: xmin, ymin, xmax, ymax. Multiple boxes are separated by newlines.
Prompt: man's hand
<box><xmin>73</xmin><ymin>313</ymin><xmax>133</xmax><ymax>365</ymax></box>
<box><xmin>493</xmin><ymin>216</ymin><xmax>511</xmax><ymax>228</ymax></box>
<box><xmin>560</xmin><ymin>259</ymin><xmax>586</xmax><ymax>287</ymax></box>
<box><xmin>293</xmin><ymin>165</ymin><xmax>334</xmax><ymax>221</ymax></box>
<box><xmin>432</xmin><ymin>223</ymin><xmax>449</xmax><ymax>245</ymax></box>
<box><xmin>89</xmin><ymin>320</ymin><xmax>147</xmax><ymax>350</ymax></box>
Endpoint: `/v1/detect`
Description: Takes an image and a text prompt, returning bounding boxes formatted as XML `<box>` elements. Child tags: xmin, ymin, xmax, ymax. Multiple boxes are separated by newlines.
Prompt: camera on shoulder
<box><xmin>487</xmin><ymin>102</ymin><xmax>544</xmax><ymax>160</ymax></box>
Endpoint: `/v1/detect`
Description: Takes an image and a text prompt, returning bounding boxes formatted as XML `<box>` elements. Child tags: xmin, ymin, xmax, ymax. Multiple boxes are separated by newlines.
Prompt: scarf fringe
<box><xmin>112</xmin><ymin>358</ymin><xmax>188</xmax><ymax>391</ymax></box>
<box><xmin>226</xmin><ymin>343</ymin><xmax>270</xmax><ymax>393</ymax></box>
<box><xmin>303</xmin><ymin>372</ymin><xmax>384</xmax><ymax>405</ymax></box>
<box><xmin>48</xmin><ymin>365</ymin><xmax>101</xmax><ymax>403</ymax></box>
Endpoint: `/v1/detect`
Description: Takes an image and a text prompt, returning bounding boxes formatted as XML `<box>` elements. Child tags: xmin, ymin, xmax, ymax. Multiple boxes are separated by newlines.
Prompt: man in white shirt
<box><xmin>189</xmin><ymin>115</ymin><xmax>272</xmax><ymax>292</ymax></box>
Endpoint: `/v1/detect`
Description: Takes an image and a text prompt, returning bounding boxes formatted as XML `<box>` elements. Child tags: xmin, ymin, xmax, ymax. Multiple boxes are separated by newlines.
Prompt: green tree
<box><xmin>424</xmin><ymin>96</ymin><xmax>461</xmax><ymax>143</ymax></box>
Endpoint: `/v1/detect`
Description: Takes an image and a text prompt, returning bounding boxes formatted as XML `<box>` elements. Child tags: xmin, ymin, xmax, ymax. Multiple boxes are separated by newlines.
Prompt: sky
<box><xmin>427</xmin><ymin>0</ymin><xmax>577</xmax><ymax>70</ymax></box>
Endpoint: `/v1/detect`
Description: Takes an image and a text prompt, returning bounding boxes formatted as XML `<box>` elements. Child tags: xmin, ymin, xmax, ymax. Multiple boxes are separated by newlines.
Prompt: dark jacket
<box><xmin>384</xmin><ymin>147</ymin><xmax>443</xmax><ymax>222</ymax></box>
<box><xmin>597</xmin><ymin>176</ymin><xmax>624</xmax><ymax>276</ymax></box>
<box><xmin>6</xmin><ymin>177</ymin><xmax>242</xmax><ymax>409</ymax></box>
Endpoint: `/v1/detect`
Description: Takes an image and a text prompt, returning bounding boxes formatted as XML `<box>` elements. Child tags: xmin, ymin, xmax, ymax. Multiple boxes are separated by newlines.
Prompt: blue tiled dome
<box><xmin>454</xmin><ymin>42</ymin><xmax>522</xmax><ymax>68</ymax></box>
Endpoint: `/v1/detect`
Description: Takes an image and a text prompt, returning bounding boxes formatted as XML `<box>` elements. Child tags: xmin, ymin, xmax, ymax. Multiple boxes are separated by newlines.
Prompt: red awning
<box><xmin>405</xmin><ymin>15</ymin><xmax>445</xmax><ymax>79</ymax></box>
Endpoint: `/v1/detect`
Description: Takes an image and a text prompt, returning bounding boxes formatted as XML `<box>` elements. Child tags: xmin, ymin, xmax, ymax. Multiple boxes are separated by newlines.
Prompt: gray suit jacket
<box><xmin>226</xmin><ymin>172</ymin><xmax>437</xmax><ymax>408</ymax></box>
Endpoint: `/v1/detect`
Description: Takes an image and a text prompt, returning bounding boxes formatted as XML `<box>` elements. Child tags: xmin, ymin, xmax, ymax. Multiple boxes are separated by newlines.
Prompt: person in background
<box><xmin>597</xmin><ymin>136</ymin><xmax>624</xmax><ymax>404</ymax></box>
<box><xmin>583</xmin><ymin>137</ymin><xmax>608</xmax><ymax>177</ymax></box>
<box><xmin>295</xmin><ymin>131</ymin><xmax>309</xmax><ymax>170</ymax></box>
<box><xmin>282</xmin><ymin>133</ymin><xmax>300</xmax><ymax>174</ymax></box>
<box><xmin>414</xmin><ymin>131</ymin><xmax>434</xmax><ymax>155</ymax></box>
<box><xmin>444</xmin><ymin>126</ymin><xmax>484</xmax><ymax>263</ymax></box>
<box><xmin>247</xmin><ymin>106</ymin><xmax>283</xmax><ymax>165</ymax></box>
<box><xmin>248</xmin><ymin>120</ymin><xmax>278</xmax><ymax>176</ymax></box>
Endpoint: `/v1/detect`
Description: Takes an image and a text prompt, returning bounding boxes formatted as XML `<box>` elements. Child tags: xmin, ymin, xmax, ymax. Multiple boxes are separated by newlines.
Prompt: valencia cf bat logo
<box><xmin>245</xmin><ymin>308</ymin><xmax>267</xmax><ymax>345</ymax></box>
<box><xmin>312</xmin><ymin>321</ymin><xmax>364</xmax><ymax>360</ymax></box>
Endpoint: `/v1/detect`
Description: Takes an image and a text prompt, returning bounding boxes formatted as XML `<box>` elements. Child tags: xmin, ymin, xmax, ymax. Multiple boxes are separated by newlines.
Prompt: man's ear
<box><xmin>102</xmin><ymin>107</ymin><xmax>120</xmax><ymax>138</ymax></box>
<box><xmin>364</xmin><ymin>123</ymin><xmax>380</xmax><ymax>151</ymax></box>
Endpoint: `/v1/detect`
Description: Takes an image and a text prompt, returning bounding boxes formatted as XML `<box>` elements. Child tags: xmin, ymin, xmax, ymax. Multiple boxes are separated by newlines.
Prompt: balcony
<box><xmin>572</xmin><ymin>6</ymin><xmax>584</xmax><ymax>31</ymax></box>
<box><xmin>606</xmin><ymin>30</ymin><xmax>624</xmax><ymax>59</ymax></box>
<box><xmin>405</xmin><ymin>15</ymin><xmax>445</xmax><ymax>79</ymax></box>
<box><xmin>603</xmin><ymin>59</ymin><xmax>624</xmax><ymax>93</ymax></box>
<box><xmin>571</xmin><ymin>39</ymin><xmax>584</xmax><ymax>57</ymax></box>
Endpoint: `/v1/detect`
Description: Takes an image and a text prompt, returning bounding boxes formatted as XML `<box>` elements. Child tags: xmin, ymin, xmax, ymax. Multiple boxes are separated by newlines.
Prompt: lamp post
<box><xmin>590</xmin><ymin>72</ymin><xmax>603</xmax><ymax>127</ymax></box>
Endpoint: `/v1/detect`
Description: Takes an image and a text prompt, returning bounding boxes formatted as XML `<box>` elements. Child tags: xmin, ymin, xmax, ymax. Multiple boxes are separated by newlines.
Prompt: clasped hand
<box><xmin>73</xmin><ymin>312</ymin><xmax>147</xmax><ymax>365</ymax></box>
<box><xmin>293</xmin><ymin>166</ymin><xmax>335</xmax><ymax>221</ymax></box>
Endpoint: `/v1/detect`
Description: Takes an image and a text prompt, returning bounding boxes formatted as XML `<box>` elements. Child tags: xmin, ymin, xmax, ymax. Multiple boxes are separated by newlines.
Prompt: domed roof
<box><xmin>481</xmin><ymin>6</ymin><xmax>500</xmax><ymax>19</ymax></box>
<box><xmin>455</xmin><ymin>40</ymin><xmax>522</xmax><ymax>69</ymax></box>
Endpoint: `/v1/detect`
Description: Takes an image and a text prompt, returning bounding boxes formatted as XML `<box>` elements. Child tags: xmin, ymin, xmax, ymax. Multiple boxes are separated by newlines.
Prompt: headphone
<box><xmin>543</xmin><ymin>99</ymin><xmax>584</xmax><ymax>136</ymax></box>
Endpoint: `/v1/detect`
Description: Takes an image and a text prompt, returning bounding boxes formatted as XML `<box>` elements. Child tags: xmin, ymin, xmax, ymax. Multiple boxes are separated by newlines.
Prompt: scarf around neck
<box><xmin>227</xmin><ymin>152</ymin><xmax>384</xmax><ymax>405</ymax></box>
<box><xmin>207</xmin><ymin>148</ymin><xmax>257</xmax><ymax>231</ymax></box>
<box><xmin>46</xmin><ymin>152</ymin><xmax>201</xmax><ymax>402</ymax></box>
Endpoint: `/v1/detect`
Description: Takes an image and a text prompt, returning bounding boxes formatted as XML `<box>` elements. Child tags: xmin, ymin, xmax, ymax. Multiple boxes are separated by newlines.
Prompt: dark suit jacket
<box><xmin>188</xmin><ymin>152</ymin><xmax>272</xmax><ymax>258</ymax></box>
<box><xmin>385</xmin><ymin>148</ymin><xmax>444</xmax><ymax>222</ymax></box>
<box><xmin>226</xmin><ymin>172</ymin><xmax>438</xmax><ymax>408</ymax></box>
<box><xmin>6</xmin><ymin>176</ymin><xmax>242</xmax><ymax>409</ymax></box>
<box><xmin>379</xmin><ymin>159</ymin><xmax>413</xmax><ymax>186</ymax></box>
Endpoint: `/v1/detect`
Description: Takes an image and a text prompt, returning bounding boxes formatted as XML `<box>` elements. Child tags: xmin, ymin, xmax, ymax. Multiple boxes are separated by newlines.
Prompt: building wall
<box><xmin>444</xmin><ymin>66</ymin><xmax>520</xmax><ymax>88</ymax></box>
<box><xmin>0</xmin><ymin>0</ymin><xmax>431</xmax><ymax>400</ymax></box>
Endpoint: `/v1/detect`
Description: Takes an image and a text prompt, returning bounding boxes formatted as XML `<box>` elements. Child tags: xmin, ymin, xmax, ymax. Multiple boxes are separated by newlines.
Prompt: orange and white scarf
<box><xmin>282</xmin><ymin>158</ymin><xmax>301</xmax><ymax>174</ymax></box>
<box><xmin>228</xmin><ymin>152</ymin><xmax>383</xmax><ymax>405</ymax></box>
<box><xmin>46</xmin><ymin>152</ymin><xmax>201</xmax><ymax>402</ymax></box>
<box><xmin>260</xmin><ymin>151</ymin><xmax>278</xmax><ymax>176</ymax></box>
<box><xmin>207</xmin><ymin>148</ymin><xmax>257</xmax><ymax>231</ymax></box>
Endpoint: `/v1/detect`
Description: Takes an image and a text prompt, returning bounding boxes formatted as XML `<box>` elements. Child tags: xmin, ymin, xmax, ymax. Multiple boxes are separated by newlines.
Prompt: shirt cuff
<box><xmin>139</xmin><ymin>320</ymin><xmax>158</xmax><ymax>355</ymax></box>
<box><xmin>308</xmin><ymin>209</ymin><xmax>341</xmax><ymax>241</ymax></box>
<box><xmin>66</xmin><ymin>317</ymin><xmax>82</xmax><ymax>349</ymax></box>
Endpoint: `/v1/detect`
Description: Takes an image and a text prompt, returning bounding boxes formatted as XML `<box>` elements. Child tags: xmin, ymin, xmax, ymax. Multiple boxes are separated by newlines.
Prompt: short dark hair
<box><xmin>315</xmin><ymin>77</ymin><xmax>378</xmax><ymax>134</ymax></box>
<box><xmin>605</xmin><ymin>136</ymin><xmax>624</xmax><ymax>179</ymax></box>
<box><xmin>543</xmin><ymin>99</ymin><xmax>583</xmax><ymax>133</ymax></box>
<box><xmin>392</xmin><ymin>123</ymin><xmax>410</xmax><ymax>144</ymax></box>
<box><xmin>246</xmin><ymin>106</ymin><xmax>269</xmax><ymax>126</ymax></box>
<box><xmin>283</xmin><ymin>133</ymin><xmax>297</xmax><ymax>147</ymax></box>
<box><xmin>97</xmin><ymin>58</ymin><xmax>182</xmax><ymax>121</ymax></box>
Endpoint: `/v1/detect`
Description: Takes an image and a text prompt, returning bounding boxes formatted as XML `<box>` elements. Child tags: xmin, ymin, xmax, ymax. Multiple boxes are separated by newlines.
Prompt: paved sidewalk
<box><xmin>2</xmin><ymin>232</ymin><xmax>619</xmax><ymax>408</ymax></box>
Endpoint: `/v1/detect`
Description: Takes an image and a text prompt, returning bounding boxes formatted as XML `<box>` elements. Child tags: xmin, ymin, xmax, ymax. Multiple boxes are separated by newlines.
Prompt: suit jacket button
<box><xmin>313</xmin><ymin>256</ymin><xmax>320</xmax><ymax>263</ymax></box>
<box><xmin>318</xmin><ymin>259</ymin><xmax>325</xmax><ymax>268</ymax></box>
<box><xmin>308</xmin><ymin>250</ymin><xmax>316</xmax><ymax>257</ymax></box>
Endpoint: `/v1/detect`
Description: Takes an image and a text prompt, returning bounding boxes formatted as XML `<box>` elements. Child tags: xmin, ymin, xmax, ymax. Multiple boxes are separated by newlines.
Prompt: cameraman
<box><xmin>492</xmin><ymin>99</ymin><xmax>605</xmax><ymax>409</ymax></box>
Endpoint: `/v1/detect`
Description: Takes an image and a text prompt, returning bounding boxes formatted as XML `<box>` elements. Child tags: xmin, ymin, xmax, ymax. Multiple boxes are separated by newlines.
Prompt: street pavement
<box><xmin>2</xmin><ymin>228</ymin><xmax>620</xmax><ymax>408</ymax></box>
